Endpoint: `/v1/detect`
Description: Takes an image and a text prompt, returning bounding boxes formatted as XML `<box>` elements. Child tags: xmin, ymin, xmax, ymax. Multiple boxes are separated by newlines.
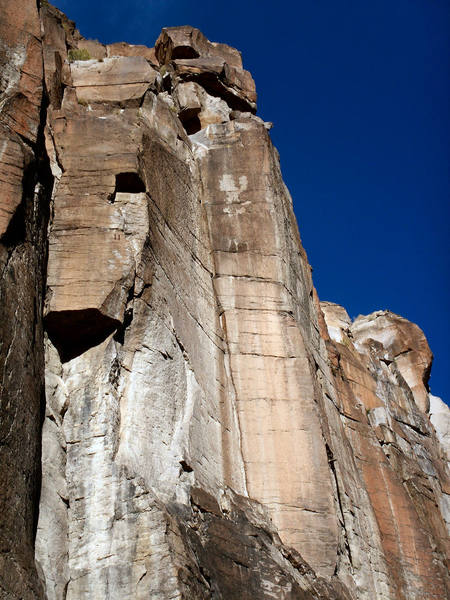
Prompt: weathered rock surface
<box><xmin>0</xmin><ymin>1</ymin><xmax>50</xmax><ymax>598</ymax></box>
<box><xmin>0</xmin><ymin>5</ymin><xmax>449</xmax><ymax>600</ymax></box>
<box><xmin>70</xmin><ymin>56</ymin><xmax>158</xmax><ymax>104</ymax></box>
<box><xmin>351</xmin><ymin>310</ymin><xmax>433</xmax><ymax>413</ymax></box>
<box><xmin>430</xmin><ymin>394</ymin><xmax>450</xmax><ymax>461</ymax></box>
<box><xmin>156</xmin><ymin>26</ymin><xmax>257</xmax><ymax>114</ymax></box>
<box><xmin>321</xmin><ymin>304</ymin><xmax>449</xmax><ymax>599</ymax></box>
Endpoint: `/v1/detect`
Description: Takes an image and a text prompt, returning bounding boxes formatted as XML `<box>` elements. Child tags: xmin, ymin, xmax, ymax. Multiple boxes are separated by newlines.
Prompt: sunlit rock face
<box><xmin>321</xmin><ymin>304</ymin><xmax>449</xmax><ymax>599</ymax></box>
<box><xmin>0</xmin><ymin>4</ymin><xmax>449</xmax><ymax>599</ymax></box>
<box><xmin>351</xmin><ymin>310</ymin><xmax>433</xmax><ymax>413</ymax></box>
<box><xmin>430</xmin><ymin>394</ymin><xmax>450</xmax><ymax>461</ymax></box>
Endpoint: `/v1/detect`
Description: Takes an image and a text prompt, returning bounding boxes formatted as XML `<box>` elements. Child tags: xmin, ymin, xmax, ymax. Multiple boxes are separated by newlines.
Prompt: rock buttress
<box><xmin>320</xmin><ymin>303</ymin><xmax>449</xmax><ymax>599</ymax></box>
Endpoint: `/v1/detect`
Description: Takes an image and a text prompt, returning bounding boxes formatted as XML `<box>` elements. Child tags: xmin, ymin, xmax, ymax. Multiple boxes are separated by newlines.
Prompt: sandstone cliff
<box><xmin>0</xmin><ymin>3</ymin><xmax>448</xmax><ymax>599</ymax></box>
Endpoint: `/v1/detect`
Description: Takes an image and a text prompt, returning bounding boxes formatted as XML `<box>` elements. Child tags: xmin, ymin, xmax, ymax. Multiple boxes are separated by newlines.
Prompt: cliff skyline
<box><xmin>51</xmin><ymin>0</ymin><xmax>450</xmax><ymax>401</ymax></box>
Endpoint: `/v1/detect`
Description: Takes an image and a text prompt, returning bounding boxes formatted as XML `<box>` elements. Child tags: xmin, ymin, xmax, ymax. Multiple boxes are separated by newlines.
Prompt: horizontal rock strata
<box><xmin>0</xmin><ymin>4</ymin><xmax>448</xmax><ymax>599</ymax></box>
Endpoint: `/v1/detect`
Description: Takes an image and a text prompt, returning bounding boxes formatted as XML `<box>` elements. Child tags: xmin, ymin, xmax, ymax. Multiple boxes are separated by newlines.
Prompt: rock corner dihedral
<box><xmin>0</xmin><ymin>2</ymin><xmax>449</xmax><ymax>599</ymax></box>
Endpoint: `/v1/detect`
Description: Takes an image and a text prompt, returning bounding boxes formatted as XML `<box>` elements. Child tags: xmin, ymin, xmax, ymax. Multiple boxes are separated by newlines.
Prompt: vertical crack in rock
<box><xmin>325</xmin><ymin>443</ymin><xmax>354</xmax><ymax>571</ymax></box>
<box><xmin>113</xmin><ymin>284</ymin><xmax>135</xmax><ymax>346</ymax></box>
<box><xmin>218</xmin><ymin>309</ymin><xmax>250</xmax><ymax>496</ymax></box>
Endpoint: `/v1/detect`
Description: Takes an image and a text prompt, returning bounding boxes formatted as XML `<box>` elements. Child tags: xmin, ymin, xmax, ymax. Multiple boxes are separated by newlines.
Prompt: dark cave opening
<box><xmin>45</xmin><ymin>308</ymin><xmax>121</xmax><ymax>363</ymax></box>
<box><xmin>115</xmin><ymin>172</ymin><xmax>146</xmax><ymax>194</ymax></box>
<box><xmin>170</xmin><ymin>46</ymin><xmax>199</xmax><ymax>60</ymax></box>
<box><xmin>178</xmin><ymin>108</ymin><xmax>202</xmax><ymax>135</ymax></box>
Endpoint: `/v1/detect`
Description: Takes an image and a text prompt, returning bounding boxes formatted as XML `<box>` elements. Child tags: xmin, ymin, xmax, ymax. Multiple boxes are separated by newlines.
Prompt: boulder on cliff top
<box><xmin>156</xmin><ymin>26</ymin><xmax>256</xmax><ymax>113</ymax></box>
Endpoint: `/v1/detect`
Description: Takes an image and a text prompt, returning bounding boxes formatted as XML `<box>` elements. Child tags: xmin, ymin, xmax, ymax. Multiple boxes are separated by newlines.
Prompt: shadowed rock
<box><xmin>45</xmin><ymin>309</ymin><xmax>120</xmax><ymax>363</ymax></box>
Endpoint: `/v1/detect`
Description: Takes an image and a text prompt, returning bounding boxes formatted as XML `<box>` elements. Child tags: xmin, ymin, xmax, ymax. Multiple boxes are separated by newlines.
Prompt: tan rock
<box><xmin>40</xmin><ymin>5</ymin><xmax>70</xmax><ymax>109</ymax></box>
<box><xmin>70</xmin><ymin>56</ymin><xmax>157</xmax><ymax>104</ymax></box>
<box><xmin>0</xmin><ymin>125</ymin><xmax>33</xmax><ymax>236</ymax></box>
<box><xmin>172</xmin><ymin>56</ymin><xmax>256</xmax><ymax>112</ymax></box>
<box><xmin>107</xmin><ymin>41</ymin><xmax>157</xmax><ymax>63</ymax></box>
<box><xmin>156</xmin><ymin>26</ymin><xmax>256</xmax><ymax>113</ymax></box>
<box><xmin>192</xmin><ymin>119</ymin><xmax>339</xmax><ymax>577</ymax></box>
<box><xmin>429</xmin><ymin>394</ymin><xmax>450</xmax><ymax>460</ymax></box>
<box><xmin>174</xmin><ymin>81</ymin><xmax>231</xmax><ymax>132</ymax></box>
<box><xmin>321</xmin><ymin>301</ymin><xmax>352</xmax><ymax>343</ymax></box>
<box><xmin>77</xmin><ymin>38</ymin><xmax>106</xmax><ymax>59</ymax></box>
<box><xmin>224</xmin><ymin>61</ymin><xmax>257</xmax><ymax>103</ymax></box>
<box><xmin>156</xmin><ymin>25</ymin><xmax>242</xmax><ymax>68</ymax></box>
<box><xmin>173</xmin><ymin>80</ymin><xmax>202</xmax><ymax>114</ymax></box>
<box><xmin>351</xmin><ymin>310</ymin><xmax>433</xmax><ymax>412</ymax></box>
<box><xmin>321</xmin><ymin>303</ymin><xmax>449</xmax><ymax>598</ymax></box>
<box><xmin>0</xmin><ymin>0</ymin><xmax>43</xmax><ymax>141</ymax></box>
<box><xmin>44</xmin><ymin>106</ymin><xmax>152</xmax><ymax>361</ymax></box>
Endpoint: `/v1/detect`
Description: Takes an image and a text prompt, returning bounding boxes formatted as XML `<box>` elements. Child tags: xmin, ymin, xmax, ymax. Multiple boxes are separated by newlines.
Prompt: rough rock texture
<box><xmin>70</xmin><ymin>56</ymin><xmax>158</xmax><ymax>104</ymax></box>
<box><xmin>0</xmin><ymin>1</ymin><xmax>51</xmax><ymax>598</ymax></box>
<box><xmin>319</xmin><ymin>304</ymin><xmax>449</xmax><ymax>599</ymax></box>
<box><xmin>1</xmin><ymin>4</ymin><xmax>449</xmax><ymax>599</ymax></box>
<box><xmin>430</xmin><ymin>395</ymin><xmax>450</xmax><ymax>461</ymax></box>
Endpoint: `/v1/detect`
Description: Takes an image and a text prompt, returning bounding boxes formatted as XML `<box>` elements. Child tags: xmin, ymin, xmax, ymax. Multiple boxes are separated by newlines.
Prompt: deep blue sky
<box><xmin>53</xmin><ymin>0</ymin><xmax>449</xmax><ymax>401</ymax></box>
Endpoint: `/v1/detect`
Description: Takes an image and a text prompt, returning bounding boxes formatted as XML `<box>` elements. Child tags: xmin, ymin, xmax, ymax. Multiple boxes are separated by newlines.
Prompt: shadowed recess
<box><xmin>171</xmin><ymin>45</ymin><xmax>199</xmax><ymax>60</ymax></box>
<box><xmin>179</xmin><ymin>70</ymin><xmax>255</xmax><ymax>113</ymax></box>
<box><xmin>115</xmin><ymin>172</ymin><xmax>146</xmax><ymax>193</ymax></box>
<box><xmin>45</xmin><ymin>309</ymin><xmax>120</xmax><ymax>362</ymax></box>
<box><xmin>178</xmin><ymin>107</ymin><xmax>202</xmax><ymax>134</ymax></box>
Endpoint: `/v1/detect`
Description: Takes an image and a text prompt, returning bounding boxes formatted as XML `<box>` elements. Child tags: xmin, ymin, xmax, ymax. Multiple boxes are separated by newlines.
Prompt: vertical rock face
<box><xmin>320</xmin><ymin>305</ymin><xmax>449</xmax><ymax>599</ymax></box>
<box><xmin>0</xmin><ymin>1</ymin><xmax>50</xmax><ymax>598</ymax></box>
<box><xmin>0</xmin><ymin>5</ymin><xmax>449</xmax><ymax>599</ymax></box>
<box><xmin>192</xmin><ymin>119</ymin><xmax>338</xmax><ymax>577</ymax></box>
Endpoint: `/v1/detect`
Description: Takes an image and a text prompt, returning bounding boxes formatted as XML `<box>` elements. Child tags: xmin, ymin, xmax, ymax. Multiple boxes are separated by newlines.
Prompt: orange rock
<box><xmin>0</xmin><ymin>0</ymin><xmax>43</xmax><ymax>141</ymax></box>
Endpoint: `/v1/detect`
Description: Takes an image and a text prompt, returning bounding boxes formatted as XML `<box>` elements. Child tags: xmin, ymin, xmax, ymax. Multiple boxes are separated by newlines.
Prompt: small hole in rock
<box><xmin>178</xmin><ymin>112</ymin><xmax>201</xmax><ymax>135</ymax></box>
<box><xmin>115</xmin><ymin>172</ymin><xmax>146</xmax><ymax>194</ymax></box>
<box><xmin>180</xmin><ymin>460</ymin><xmax>193</xmax><ymax>473</ymax></box>
<box><xmin>171</xmin><ymin>46</ymin><xmax>199</xmax><ymax>60</ymax></box>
